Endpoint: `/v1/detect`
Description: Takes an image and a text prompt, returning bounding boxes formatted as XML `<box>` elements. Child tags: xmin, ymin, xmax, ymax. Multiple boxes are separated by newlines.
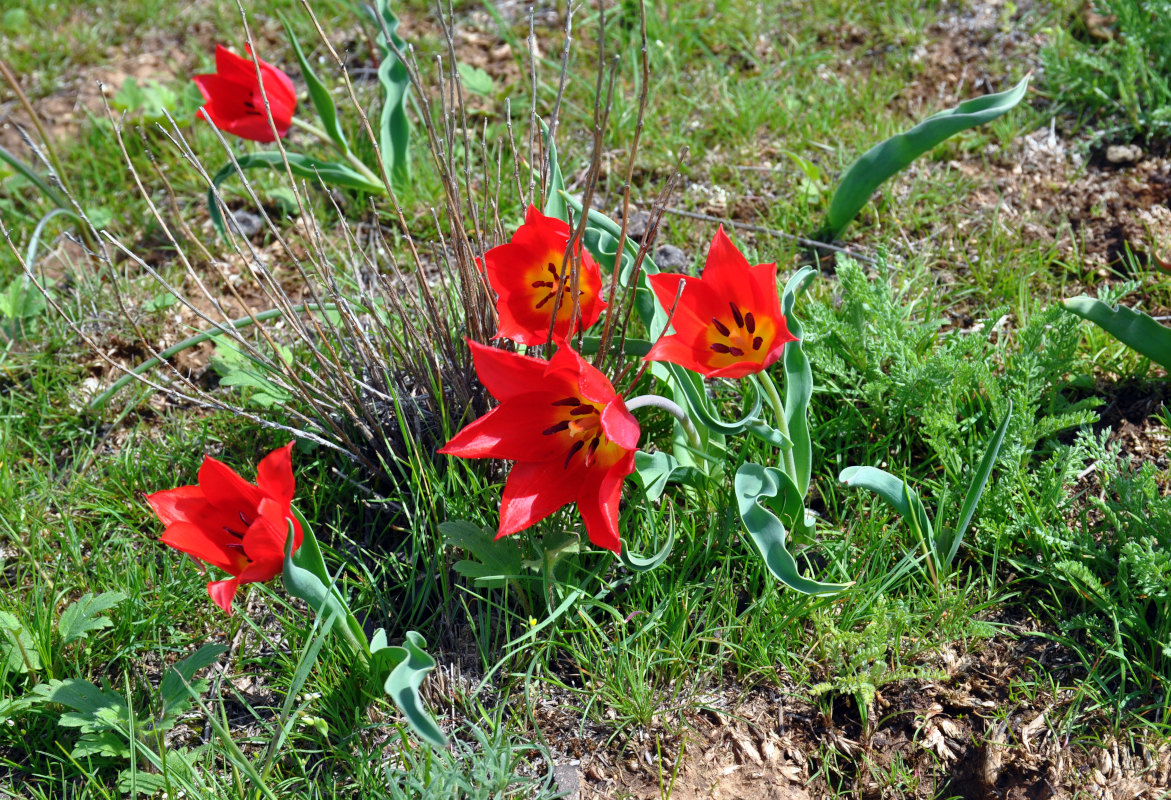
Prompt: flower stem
<box><xmin>289</xmin><ymin>116</ymin><xmax>384</xmax><ymax>189</ymax></box>
<box><xmin>625</xmin><ymin>394</ymin><xmax>702</xmax><ymax>453</ymax></box>
<box><xmin>757</xmin><ymin>372</ymin><xmax>799</xmax><ymax>485</ymax></box>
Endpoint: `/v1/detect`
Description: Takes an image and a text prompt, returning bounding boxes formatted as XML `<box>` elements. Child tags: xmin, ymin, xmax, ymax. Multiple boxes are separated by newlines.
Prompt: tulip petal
<box><xmin>145</xmin><ymin>485</ymin><xmax>205</xmax><ymax>528</ymax></box>
<box><xmin>701</xmin><ymin>226</ymin><xmax>753</xmax><ymax>293</ymax></box>
<box><xmin>240</xmin><ymin>498</ymin><xmax>300</xmax><ymax>578</ymax></box>
<box><xmin>576</xmin><ymin>452</ymin><xmax>634</xmax><ymax>554</ymax></box>
<box><xmin>213</xmin><ymin>45</ymin><xmax>255</xmax><ymax>86</ymax></box>
<box><xmin>256</xmin><ymin>442</ymin><xmax>296</xmax><ymax>506</ymax></box>
<box><xmin>600</xmin><ymin>398</ymin><xmax>641</xmax><ymax>451</ymax></box>
<box><xmin>439</xmin><ymin>396</ymin><xmax>566</xmax><ymax>461</ymax></box>
<box><xmin>199</xmin><ymin>455</ymin><xmax>265</xmax><ymax>516</ymax></box>
<box><xmin>159</xmin><ymin>521</ymin><xmax>248</xmax><ymax>575</ymax></box>
<box><xmin>498</xmin><ymin>460</ymin><xmax>581</xmax><ymax>538</ymax></box>
<box><xmin>207</xmin><ymin>578</ymin><xmax>241</xmax><ymax>614</ymax></box>
<box><xmin>466</xmin><ymin>340</ymin><xmax>555</xmax><ymax>401</ymax></box>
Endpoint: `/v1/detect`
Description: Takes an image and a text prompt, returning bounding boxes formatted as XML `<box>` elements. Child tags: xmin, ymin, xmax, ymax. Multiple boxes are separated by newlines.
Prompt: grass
<box><xmin>2</xmin><ymin>0</ymin><xmax>1171</xmax><ymax>796</ymax></box>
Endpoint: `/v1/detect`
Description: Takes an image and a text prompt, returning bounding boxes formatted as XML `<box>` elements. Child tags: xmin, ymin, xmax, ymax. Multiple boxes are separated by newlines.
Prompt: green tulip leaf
<box><xmin>282</xmin><ymin>512</ymin><xmax>368</xmax><ymax>653</ymax></box>
<box><xmin>619</xmin><ymin>524</ymin><xmax>675</xmax><ymax>573</ymax></box>
<box><xmin>780</xmin><ymin>266</ymin><xmax>817</xmax><ymax>496</ymax></box>
<box><xmin>1062</xmin><ymin>295</ymin><xmax>1171</xmax><ymax>371</ymax></box>
<box><xmin>838</xmin><ymin>466</ymin><xmax>935</xmax><ymax>544</ymax></box>
<box><xmin>666</xmin><ymin>362</ymin><xmax>763</xmax><ymax>437</ymax></box>
<box><xmin>821</xmin><ymin>75</ymin><xmax>1029</xmax><ymax>241</ymax></box>
<box><xmin>541</xmin><ymin>119</ymin><xmax>566</xmax><ymax>220</ymax></box>
<box><xmin>370</xmin><ymin>630</ymin><xmax>448</xmax><ymax>748</ymax></box>
<box><xmin>735</xmin><ymin>462</ymin><xmax>850</xmax><ymax>594</ymax></box>
<box><xmin>279</xmin><ymin>13</ymin><xmax>350</xmax><ymax>155</ymax></box>
<box><xmin>208</xmin><ymin>152</ymin><xmax>385</xmax><ymax>236</ymax></box>
<box><xmin>371</xmin><ymin>0</ymin><xmax>411</xmax><ymax>187</ymax></box>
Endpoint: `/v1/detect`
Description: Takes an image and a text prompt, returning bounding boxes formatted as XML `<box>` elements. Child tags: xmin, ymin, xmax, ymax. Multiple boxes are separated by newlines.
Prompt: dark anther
<box><xmin>570</xmin><ymin>405</ymin><xmax>595</xmax><ymax>416</ymax></box>
<box><xmin>728</xmin><ymin>346</ymin><xmax>745</xmax><ymax>356</ymax></box>
<box><xmin>752</xmin><ymin>336</ymin><xmax>763</xmax><ymax>351</ymax></box>
<box><xmin>744</xmin><ymin>312</ymin><xmax>756</xmax><ymax>333</ymax></box>
<box><xmin>552</xmin><ymin>397</ymin><xmax>581</xmax><ymax>406</ymax></box>
<box><xmin>585</xmin><ymin>437</ymin><xmax>601</xmax><ymax>466</ymax></box>
<box><xmin>712</xmin><ymin>318</ymin><xmax>731</xmax><ymax>337</ymax></box>
<box><xmin>543</xmin><ymin>420</ymin><xmax>571</xmax><ymax>435</ymax></box>
<box><xmin>710</xmin><ymin>343</ymin><xmax>732</xmax><ymax>354</ymax></box>
<box><xmin>564</xmin><ymin>440</ymin><xmax>585</xmax><ymax>468</ymax></box>
<box><xmin>223</xmin><ymin>526</ymin><xmax>246</xmax><ymax>540</ymax></box>
<box><xmin>531</xmin><ymin>280</ymin><xmax>554</xmax><ymax>288</ymax></box>
<box><xmin>729</xmin><ymin>303</ymin><xmax>744</xmax><ymax>328</ymax></box>
<box><xmin>535</xmin><ymin>293</ymin><xmax>555</xmax><ymax>309</ymax></box>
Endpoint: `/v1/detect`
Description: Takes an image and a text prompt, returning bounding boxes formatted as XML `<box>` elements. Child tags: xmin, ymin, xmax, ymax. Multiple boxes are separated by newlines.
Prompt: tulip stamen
<box><xmin>564</xmin><ymin>440</ymin><xmax>586</xmax><ymax>468</ymax></box>
<box><xmin>543</xmin><ymin>420</ymin><xmax>571</xmax><ymax>435</ymax></box>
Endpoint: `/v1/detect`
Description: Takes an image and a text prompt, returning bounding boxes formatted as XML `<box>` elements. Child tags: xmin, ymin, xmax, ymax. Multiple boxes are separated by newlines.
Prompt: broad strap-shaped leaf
<box><xmin>821</xmin><ymin>75</ymin><xmax>1030</xmax><ymax>241</ymax></box>
<box><xmin>282</xmin><ymin>514</ymin><xmax>369</xmax><ymax>654</ymax></box>
<box><xmin>780</xmin><ymin>267</ymin><xmax>817</xmax><ymax>496</ymax></box>
<box><xmin>666</xmin><ymin>362</ymin><xmax>764</xmax><ymax>437</ymax></box>
<box><xmin>619</xmin><ymin>514</ymin><xmax>676</xmax><ymax>573</ymax></box>
<box><xmin>208</xmin><ymin>152</ymin><xmax>385</xmax><ymax>236</ymax></box>
<box><xmin>1062</xmin><ymin>295</ymin><xmax>1171</xmax><ymax>372</ymax></box>
<box><xmin>370</xmin><ymin>629</ymin><xmax>448</xmax><ymax>748</ymax></box>
<box><xmin>838</xmin><ymin>466</ymin><xmax>935</xmax><ymax>543</ymax></box>
<box><xmin>939</xmin><ymin>400</ymin><xmax>1013</xmax><ymax>568</ymax></box>
<box><xmin>540</xmin><ymin>119</ymin><xmax>566</xmax><ymax>221</ymax></box>
<box><xmin>373</xmin><ymin>0</ymin><xmax>411</xmax><ymax>186</ymax></box>
<box><xmin>735</xmin><ymin>462</ymin><xmax>851</xmax><ymax>594</ymax></box>
<box><xmin>57</xmin><ymin>591</ymin><xmax>126</xmax><ymax>647</ymax></box>
<box><xmin>280</xmin><ymin>12</ymin><xmax>350</xmax><ymax>154</ymax></box>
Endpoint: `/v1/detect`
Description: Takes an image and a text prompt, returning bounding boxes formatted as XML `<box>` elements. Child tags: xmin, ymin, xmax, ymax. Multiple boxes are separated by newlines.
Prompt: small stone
<box><xmin>1106</xmin><ymin>144</ymin><xmax>1142</xmax><ymax>164</ymax></box>
<box><xmin>655</xmin><ymin>244</ymin><xmax>689</xmax><ymax>270</ymax></box>
<box><xmin>228</xmin><ymin>209</ymin><xmax>263</xmax><ymax>238</ymax></box>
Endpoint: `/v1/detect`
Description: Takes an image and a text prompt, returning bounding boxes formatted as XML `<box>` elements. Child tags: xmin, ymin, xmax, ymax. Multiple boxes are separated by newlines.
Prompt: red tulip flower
<box><xmin>146</xmin><ymin>443</ymin><xmax>303</xmax><ymax>614</ymax></box>
<box><xmin>194</xmin><ymin>44</ymin><xmax>297</xmax><ymax>143</ymax></box>
<box><xmin>645</xmin><ymin>227</ymin><xmax>797</xmax><ymax>379</ymax></box>
<box><xmin>482</xmin><ymin>206</ymin><xmax>607</xmax><ymax>345</ymax></box>
<box><xmin>439</xmin><ymin>340</ymin><xmax>640</xmax><ymax>553</ymax></box>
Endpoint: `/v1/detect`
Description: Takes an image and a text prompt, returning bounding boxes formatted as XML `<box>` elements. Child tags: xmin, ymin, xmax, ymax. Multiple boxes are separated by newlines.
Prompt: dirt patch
<box><xmin>950</xmin><ymin>127</ymin><xmax>1171</xmax><ymax>273</ymax></box>
<box><xmin>518</xmin><ymin>613</ymin><xmax>1169</xmax><ymax>800</ymax></box>
<box><xmin>894</xmin><ymin>1</ymin><xmax>1044</xmax><ymax>115</ymax></box>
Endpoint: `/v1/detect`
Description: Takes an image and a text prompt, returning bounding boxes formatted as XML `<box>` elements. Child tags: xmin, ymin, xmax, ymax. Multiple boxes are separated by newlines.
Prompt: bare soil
<box><xmin>527</xmin><ymin>616</ymin><xmax>1167</xmax><ymax>800</ymax></box>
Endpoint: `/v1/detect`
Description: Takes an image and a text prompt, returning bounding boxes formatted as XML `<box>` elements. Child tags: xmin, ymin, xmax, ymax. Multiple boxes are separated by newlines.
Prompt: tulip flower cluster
<box><xmin>439</xmin><ymin>196</ymin><xmax>833</xmax><ymax>599</ymax></box>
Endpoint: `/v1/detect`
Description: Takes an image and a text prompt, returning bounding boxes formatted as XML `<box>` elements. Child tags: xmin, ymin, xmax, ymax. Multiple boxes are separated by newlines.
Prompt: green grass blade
<box><xmin>0</xmin><ymin>143</ymin><xmax>69</xmax><ymax>208</ymax></box>
<box><xmin>1062</xmin><ymin>295</ymin><xmax>1171</xmax><ymax>371</ymax></box>
<box><xmin>735</xmin><ymin>462</ymin><xmax>851</xmax><ymax>594</ymax></box>
<box><xmin>279</xmin><ymin>12</ymin><xmax>350</xmax><ymax>155</ymax></box>
<box><xmin>821</xmin><ymin>75</ymin><xmax>1030</xmax><ymax>241</ymax></box>
<box><xmin>941</xmin><ymin>399</ymin><xmax>1013</xmax><ymax>568</ymax></box>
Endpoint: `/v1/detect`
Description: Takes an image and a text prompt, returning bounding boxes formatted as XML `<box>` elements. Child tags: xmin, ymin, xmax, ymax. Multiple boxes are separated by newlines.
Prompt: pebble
<box><xmin>228</xmin><ymin>209</ymin><xmax>263</xmax><ymax>238</ymax></box>
<box><xmin>655</xmin><ymin>244</ymin><xmax>690</xmax><ymax>270</ymax></box>
<box><xmin>1106</xmin><ymin>144</ymin><xmax>1142</xmax><ymax>164</ymax></box>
